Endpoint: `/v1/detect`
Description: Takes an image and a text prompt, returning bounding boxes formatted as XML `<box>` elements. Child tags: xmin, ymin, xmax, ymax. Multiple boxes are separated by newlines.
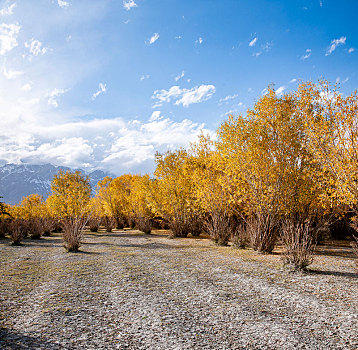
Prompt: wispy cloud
<box><xmin>175</xmin><ymin>70</ymin><xmax>185</xmax><ymax>82</ymax></box>
<box><xmin>25</xmin><ymin>39</ymin><xmax>47</xmax><ymax>56</ymax></box>
<box><xmin>0</xmin><ymin>3</ymin><xmax>16</xmax><ymax>16</ymax></box>
<box><xmin>253</xmin><ymin>41</ymin><xmax>273</xmax><ymax>57</ymax></box>
<box><xmin>249</xmin><ymin>37</ymin><xmax>257</xmax><ymax>47</ymax></box>
<box><xmin>3</xmin><ymin>67</ymin><xmax>23</xmax><ymax>79</ymax></box>
<box><xmin>348</xmin><ymin>47</ymin><xmax>355</xmax><ymax>53</ymax></box>
<box><xmin>301</xmin><ymin>48</ymin><xmax>311</xmax><ymax>60</ymax></box>
<box><xmin>57</xmin><ymin>0</ymin><xmax>69</xmax><ymax>8</ymax></box>
<box><xmin>140</xmin><ymin>74</ymin><xmax>150</xmax><ymax>81</ymax></box>
<box><xmin>152</xmin><ymin>84</ymin><xmax>216</xmax><ymax>108</ymax></box>
<box><xmin>123</xmin><ymin>0</ymin><xmax>137</xmax><ymax>11</ymax></box>
<box><xmin>219</xmin><ymin>94</ymin><xmax>238</xmax><ymax>103</ymax></box>
<box><xmin>0</xmin><ymin>23</ymin><xmax>20</xmax><ymax>55</ymax></box>
<box><xmin>92</xmin><ymin>83</ymin><xmax>107</xmax><ymax>100</ymax></box>
<box><xmin>196</xmin><ymin>37</ymin><xmax>203</xmax><ymax>45</ymax></box>
<box><xmin>47</xmin><ymin>88</ymin><xmax>66</xmax><ymax>108</ymax></box>
<box><xmin>325</xmin><ymin>36</ymin><xmax>346</xmax><ymax>56</ymax></box>
<box><xmin>147</xmin><ymin>33</ymin><xmax>159</xmax><ymax>45</ymax></box>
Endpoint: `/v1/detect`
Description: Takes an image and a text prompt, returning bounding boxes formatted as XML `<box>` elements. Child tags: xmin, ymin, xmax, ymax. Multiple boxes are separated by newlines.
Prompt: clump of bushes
<box><xmin>102</xmin><ymin>216</ymin><xmax>116</xmax><ymax>232</ymax></box>
<box><xmin>9</xmin><ymin>219</ymin><xmax>26</xmax><ymax>245</ymax></box>
<box><xmin>62</xmin><ymin>216</ymin><xmax>87</xmax><ymax>252</ymax></box>
<box><xmin>280</xmin><ymin>217</ymin><xmax>316</xmax><ymax>270</ymax></box>
<box><xmin>136</xmin><ymin>215</ymin><xmax>152</xmax><ymax>234</ymax></box>
<box><xmin>88</xmin><ymin>216</ymin><xmax>101</xmax><ymax>232</ymax></box>
<box><xmin>246</xmin><ymin>212</ymin><xmax>278</xmax><ymax>254</ymax></box>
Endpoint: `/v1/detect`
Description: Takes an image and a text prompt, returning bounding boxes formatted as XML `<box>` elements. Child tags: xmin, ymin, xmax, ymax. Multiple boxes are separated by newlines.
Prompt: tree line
<box><xmin>1</xmin><ymin>81</ymin><xmax>358</xmax><ymax>270</ymax></box>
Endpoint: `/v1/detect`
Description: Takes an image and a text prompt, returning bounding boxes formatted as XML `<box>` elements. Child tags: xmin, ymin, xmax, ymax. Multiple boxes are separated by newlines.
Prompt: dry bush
<box><xmin>204</xmin><ymin>211</ymin><xmax>232</xmax><ymax>246</ymax></box>
<box><xmin>189</xmin><ymin>217</ymin><xmax>203</xmax><ymax>237</ymax></box>
<box><xmin>88</xmin><ymin>216</ymin><xmax>101</xmax><ymax>232</ymax></box>
<box><xmin>27</xmin><ymin>218</ymin><xmax>43</xmax><ymax>239</ymax></box>
<box><xmin>136</xmin><ymin>215</ymin><xmax>152</xmax><ymax>234</ymax></box>
<box><xmin>42</xmin><ymin>217</ymin><xmax>56</xmax><ymax>236</ymax></box>
<box><xmin>62</xmin><ymin>216</ymin><xmax>87</xmax><ymax>252</ymax></box>
<box><xmin>280</xmin><ymin>218</ymin><xmax>316</xmax><ymax>270</ymax></box>
<box><xmin>170</xmin><ymin>213</ymin><xmax>191</xmax><ymax>238</ymax></box>
<box><xmin>102</xmin><ymin>216</ymin><xmax>116</xmax><ymax>232</ymax></box>
<box><xmin>0</xmin><ymin>218</ymin><xmax>10</xmax><ymax>238</ymax></box>
<box><xmin>231</xmin><ymin>221</ymin><xmax>248</xmax><ymax>249</ymax></box>
<box><xmin>8</xmin><ymin>219</ymin><xmax>26</xmax><ymax>245</ymax></box>
<box><xmin>246</xmin><ymin>212</ymin><xmax>278</xmax><ymax>253</ymax></box>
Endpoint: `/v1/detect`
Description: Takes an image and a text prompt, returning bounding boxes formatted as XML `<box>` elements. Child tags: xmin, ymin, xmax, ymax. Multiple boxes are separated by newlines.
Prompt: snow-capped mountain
<box><xmin>0</xmin><ymin>163</ymin><xmax>112</xmax><ymax>205</ymax></box>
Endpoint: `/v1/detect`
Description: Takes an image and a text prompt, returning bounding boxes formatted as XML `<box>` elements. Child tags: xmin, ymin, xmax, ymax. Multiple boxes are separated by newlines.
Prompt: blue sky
<box><xmin>0</xmin><ymin>0</ymin><xmax>357</xmax><ymax>174</ymax></box>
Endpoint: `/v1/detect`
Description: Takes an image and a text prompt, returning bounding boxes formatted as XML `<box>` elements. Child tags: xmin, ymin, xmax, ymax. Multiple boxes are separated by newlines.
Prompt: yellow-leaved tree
<box><xmin>217</xmin><ymin>86</ymin><xmax>323</xmax><ymax>261</ymax></box>
<box><xmin>47</xmin><ymin>170</ymin><xmax>91</xmax><ymax>252</ymax></box>
<box><xmin>96</xmin><ymin>175</ymin><xmax>133</xmax><ymax>230</ymax></box>
<box><xmin>153</xmin><ymin>149</ymin><xmax>202</xmax><ymax>237</ymax></box>
<box><xmin>298</xmin><ymin>81</ymin><xmax>358</xmax><ymax>264</ymax></box>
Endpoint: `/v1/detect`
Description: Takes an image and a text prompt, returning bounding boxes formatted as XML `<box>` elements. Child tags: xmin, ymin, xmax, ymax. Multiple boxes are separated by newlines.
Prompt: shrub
<box><xmin>136</xmin><ymin>215</ymin><xmax>152</xmax><ymax>234</ymax></box>
<box><xmin>88</xmin><ymin>216</ymin><xmax>101</xmax><ymax>232</ymax></box>
<box><xmin>169</xmin><ymin>213</ymin><xmax>191</xmax><ymax>238</ymax></box>
<box><xmin>9</xmin><ymin>219</ymin><xmax>26</xmax><ymax>245</ymax></box>
<box><xmin>246</xmin><ymin>212</ymin><xmax>278</xmax><ymax>253</ymax></box>
<box><xmin>280</xmin><ymin>218</ymin><xmax>316</xmax><ymax>270</ymax></box>
<box><xmin>62</xmin><ymin>216</ymin><xmax>87</xmax><ymax>252</ymax></box>
<box><xmin>189</xmin><ymin>217</ymin><xmax>203</xmax><ymax>237</ymax></box>
<box><xmin>0</xmin><ymin>218</ymin><xmax>10</xmax><ymax>238</ymax></box>
<box><xmin>231</xmin><ymin>221</ymin><xmax>248</xmax><ymax>249</ymax></box>
<box><xmin>204</xmin><ymin>211</ymin><xmax>232</xmax><ymax>246</ymax></box>
<box><xmin>27</xmin><ymin>218</ymin><xmax>43</xmax><ymax>239</ymax></box>
<box><xmin>42</xmin><ymin>217</ymin><xmax>56</xmax><ymax>236</ymax></box>
<box><xmin>102</xmin><ymin>216</ymin><xmax>116</xmax><ymax>232</ymax></box>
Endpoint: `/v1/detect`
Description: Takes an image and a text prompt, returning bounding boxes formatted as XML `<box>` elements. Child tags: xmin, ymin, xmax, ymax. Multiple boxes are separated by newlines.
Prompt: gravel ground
<box><xmin>0</xmin><ymin>230</ymin><xmax>357</xmax><ymax>350</ymax></box>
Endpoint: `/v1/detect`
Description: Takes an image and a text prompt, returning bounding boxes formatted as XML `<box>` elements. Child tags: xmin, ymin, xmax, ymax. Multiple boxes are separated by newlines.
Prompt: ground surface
<box><xmin>0</xmin><ymin>230</ymin><xmax>358</xmax><ymax>350</ymax></box>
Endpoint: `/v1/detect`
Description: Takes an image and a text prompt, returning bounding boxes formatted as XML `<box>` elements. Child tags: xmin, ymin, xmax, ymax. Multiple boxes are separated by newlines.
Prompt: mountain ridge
<box><xmin>0</xmin><ymin>163</ymin><xmax>112</xmax><ymax>205</ymax></box>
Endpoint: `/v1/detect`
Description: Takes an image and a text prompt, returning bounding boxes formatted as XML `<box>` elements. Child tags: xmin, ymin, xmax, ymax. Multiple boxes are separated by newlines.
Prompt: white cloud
<box><xmin>3</xmin><ymin>67</ymin><xmax>23</xmax><ymax>79</ymax></box>
<box><xmin>21</xmin><ymin>83</ymin><xmax>32</xmax><ymax>91</ymax></box>
<box><xmin>147</xmin><ymin>33</ymin><xmax>159</xmax><ymax>45</ymax></box>
<box><xmin>92</xmin><ymin>83</ymin><xmax>106</xmax><ymax>100</ymax></box>
<box><xmin>253</xmin><ymin>41</ymin><xmax>273</xmax><ymax>57</ymax></box>
<box><xmin>249</xmin><ymin>37</ymin><xmax>257</xmax><ymax>47</ymax></box>
<box><xmin>175</xmin><ymin>35</ymin><xmax>182</xmax><ymax>40</ymax></box>
<box><xmin>140</xmin><ymin>74</ymin><xmax>150</xmax><ymax>81</ymax></box>
<box><xmin>0</xmin><ymin>3</ymin><xmax>16</xmax><ymax>16</ymax></box>
<box><xmin>219</xmin><ymin>94</ymin><xmax>238</xmax><ymax>103</ymax></box>
<box><xmin>47</xmin><ymin>88</ymin><xmax>66</xmax><ymax>108</ymax></box>
<box><xmin>325</xmin><ymin>36</ymin><xmax>346</xmax><ymax>56</ymax></box>
<box><xmin>301</xmin><ymin>48</ymin><xmax>311</xmax><ymax>60</ymax></box>
<box><xmin>0</xmin><ymin>23</ymin><xmax>20</xmax><ymax>55</ymax></box>
<box><xmin>152</xmin><ymin>84</ymin><xmax>216</xmax><ymax>108</ymax></box>
<box><xmin>0</xmin><ymin>110</ymin><xmax>212</xmax><ymax>174</ymax></box>
<box><xmin>57</xmin><ymin>0</ymin><xmax>69</xmax><ymax>8</ymax></box>
<box><xmin>319</xmin><ymin>0</ymin><xmax>323</xmax><ymax>7</ymax></box>
<box><xmin>196</xmin><ymin>37</ymin><xmax>203</xmax><ymax>45</ymax></box>
<box><xmin>25</xmin><ymin>39</ymin><xmax>47</xmax><ymax>56</ymax></box>
<box><xmin>276</xmin><ymin>85</ymin><xmax>286</xmax><ymax>96</ymax></box>
<box><xmin>123</xmin><ymin>0</ymin><xmax>137</xmax><ymax>10</ymax></box>
<box><xmin>289</xmin><ymin>78</ymin><xmax>297</xmax><ymax>84</ymax></box>
<box><xmin>149</xmin><ymin>111</ymin><xmax>161</xmax><ymax>121</ymax></box>
<box><xmin>175</xmin><ymin>70</ymin><xmax>185</xmax><ymax>82</ymax></box>
<box><xmin>348</xmin><ymin>47</ymin><xmax>355</xmax><ymax>53</ymax></box>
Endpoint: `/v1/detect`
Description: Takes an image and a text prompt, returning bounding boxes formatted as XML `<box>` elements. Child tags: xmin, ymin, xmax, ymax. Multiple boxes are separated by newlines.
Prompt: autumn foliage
<box><xmin>2</xmin><ymin>81</ymin><xmax>358</xmax><ymax>269</ymax></box>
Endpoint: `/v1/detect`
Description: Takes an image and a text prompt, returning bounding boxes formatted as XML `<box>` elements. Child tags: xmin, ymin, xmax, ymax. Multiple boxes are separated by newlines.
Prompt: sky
<box><xmin>0</xmin><ymin>0</ymin><xmax>357</xmax><ymax>175</ymax></box>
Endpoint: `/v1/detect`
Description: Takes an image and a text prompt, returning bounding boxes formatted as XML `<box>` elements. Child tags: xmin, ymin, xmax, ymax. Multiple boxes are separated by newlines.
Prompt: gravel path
<box><xmin>1</xmin><ymin>230</ymin><xmax>357</xmax><ymax>349</ymax></box>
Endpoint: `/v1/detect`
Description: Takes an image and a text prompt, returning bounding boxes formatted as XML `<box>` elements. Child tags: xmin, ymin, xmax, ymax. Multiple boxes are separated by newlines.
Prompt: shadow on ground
<box><xmin>0</xmin><ymin>328</ymin><xmax>60</xmax><ymax>350</ymax></box>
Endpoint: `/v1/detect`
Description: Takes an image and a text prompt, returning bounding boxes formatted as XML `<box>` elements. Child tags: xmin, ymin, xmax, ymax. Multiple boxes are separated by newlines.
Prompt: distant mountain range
<box><xmin>0</xmin><ymin>163</ymin><xmax>112</xmax><ymax>205</ymax></box>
